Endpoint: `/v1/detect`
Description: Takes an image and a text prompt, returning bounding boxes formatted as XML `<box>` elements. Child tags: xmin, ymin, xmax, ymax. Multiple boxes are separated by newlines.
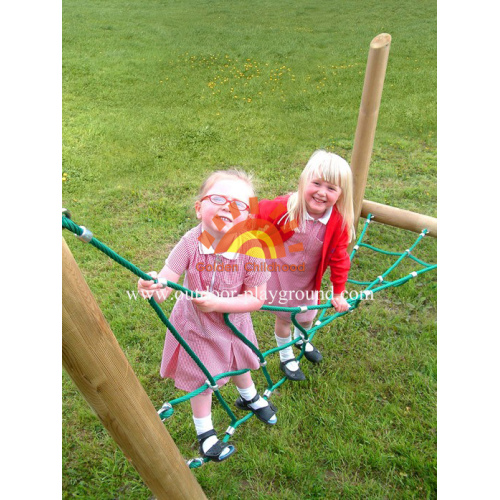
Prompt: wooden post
<box><xmin>361</xmin><ymin>199</ymin><xmax>437</xmax><ymax>237</ymax></box>
<box><xmin>349</xmin><ymin>33</ymin><xmax>392</xmax><ymax>249</ymax></box>
<box><xmin>62</xmin><ymin>238</ymin><xmax>207</xmax><ymax>500</ymax></box>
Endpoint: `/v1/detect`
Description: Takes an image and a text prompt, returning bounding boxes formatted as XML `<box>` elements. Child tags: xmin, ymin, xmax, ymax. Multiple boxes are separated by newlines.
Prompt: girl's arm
<box><xmin>191</xmin><ymin>282</ymin><xmax>266</xmax><ymax>314</ymax></box>
<box><xmin>257</xmin><ymin>195</ymin><xmax>290</xmax><ymax>223</ymax></box>
<box><xmin>328</xmin><ymin>224</ymin><xmax>351</xmax><ymax>312</ymax></box>
<box><xmin>137</xmin><ymin>265</ymin><xmax>181</xmax><ymax>303</ymax></box>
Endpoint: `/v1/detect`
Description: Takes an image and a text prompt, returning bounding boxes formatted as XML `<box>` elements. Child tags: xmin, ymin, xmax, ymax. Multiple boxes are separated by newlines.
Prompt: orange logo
<box><xmin>197</xmin><ymin>197</ymin><xmax>303</xmax><ymax>259</ymax></box>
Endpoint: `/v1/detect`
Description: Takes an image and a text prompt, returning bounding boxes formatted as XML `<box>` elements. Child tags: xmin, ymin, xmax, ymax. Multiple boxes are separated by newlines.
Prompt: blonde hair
<box><xmin>286</xmin><ymin>150</ymin><xmax>355</xmax><ymax>241</ymax></box>
<box><xmin>198</xmin><ymin>168</ymin><xmax>255</xmax><ymax>199</ymax></box>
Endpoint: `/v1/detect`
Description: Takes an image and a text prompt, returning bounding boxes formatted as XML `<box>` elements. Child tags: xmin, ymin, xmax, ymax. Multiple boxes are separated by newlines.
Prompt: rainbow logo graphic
<box><xmin>197</xmin><ymin>197</ymin><xmax>304</xmax><ymax>259</ymax></box>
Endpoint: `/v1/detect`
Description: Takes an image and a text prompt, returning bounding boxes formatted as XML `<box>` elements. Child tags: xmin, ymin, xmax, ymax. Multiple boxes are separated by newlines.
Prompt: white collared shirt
<box><xmin>198</xmin><ymin>241</ymin><xmax>239</xmax><ymax>260</ymax></box>
<box><xmin>305</xmin><ymin>205</ymin><xmax>332</xmax><ymax>225</ymax></box>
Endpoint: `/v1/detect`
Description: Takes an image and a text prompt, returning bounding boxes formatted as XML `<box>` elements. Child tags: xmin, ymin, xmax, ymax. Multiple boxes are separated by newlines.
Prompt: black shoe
<box><xmin>235</xmin><ymin>394</ymin><xmax>278</xmax><ymax>425</ymax></box>
<box><xmin>279</xmin><ymin>358</ymin><xmax>306</xmax><ymax>381</ymax></box>
<box><xmin>197</xmin><ymin>429</ymin><xmax>236</xmax><ymax>462</ymax></box>
<box><xmin>294</xmin><ymin>340</ymin><xmax>323</xmax><ymax>364</ymax></box>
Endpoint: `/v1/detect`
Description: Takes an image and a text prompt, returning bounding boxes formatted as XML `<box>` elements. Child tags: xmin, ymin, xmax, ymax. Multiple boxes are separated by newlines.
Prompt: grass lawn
<box><xmin>62</xmin><ymin>0</ymin><xmax>436</xmax><ymax>498</ymax></box>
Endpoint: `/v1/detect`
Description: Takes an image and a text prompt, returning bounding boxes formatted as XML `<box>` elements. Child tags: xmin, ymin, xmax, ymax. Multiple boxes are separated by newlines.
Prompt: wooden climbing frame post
<box><xmin>348</xmin><ymin>33</ymin><xmax>437</xmax><ymax>245</ymax></box>
<box><xmin>350</xmin><ymin>33</ymin><xmax>392</xmax><ymax>239</ymax></box>
<box><xmin>62</xmin><ymin>238</ymin><xmax>207</xmax><ymax>500</ymax></box>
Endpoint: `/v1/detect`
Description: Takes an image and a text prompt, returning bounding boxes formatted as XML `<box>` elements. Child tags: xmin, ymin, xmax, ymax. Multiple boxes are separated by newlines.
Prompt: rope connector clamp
<box><xmin>264</xmin><ymin>389</ymin><xmax>272</xmax><ymax>399</ymax></box>
<box><xmin>206</xmin><ymin>380</ymin><xmax>219</xmax><ymax>391</ymax></box>
<box><xmin>76</xmin><ymin>226</ymin><xmax>93</xmax><ymax>243</ymax></box>
<box><xmin>410</xmin><ymin>271</ymin><xmax>418</xmax><ymax>278</ymax></box>
<box><xmin>225</xmin><ymin>426</ymin><xmax>236</xmax><ymax>436</ymax></box>
<box><xmin>157</xmin><ymin>277</ymin><xmax>169</xmax><ymax>288</ymax></box>
<box><xmin>377</xmin><ymin>275</ymin><xmax>384</xmax><ymax>283</ymax></box>
<box><xmin>186</xmin><ymin>457</ymin><xmax>204</xmax><ymax>468</ymax></box>
<box><xmin>260</xmin><ymin>360</ymin><xmax>267</xmax><ymax>367</ymax></box>
<box><xmin>157</xmin><ymin>402</ymin><xmax>173</xmax><ymax>421</ymax></box>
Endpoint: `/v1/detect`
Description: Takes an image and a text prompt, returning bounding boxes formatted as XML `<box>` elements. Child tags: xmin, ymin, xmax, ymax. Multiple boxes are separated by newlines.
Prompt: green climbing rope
<box><xmin>62</xmin><ymin>212</ymin><xmax>436</xmax><ymax>468</ymax></box>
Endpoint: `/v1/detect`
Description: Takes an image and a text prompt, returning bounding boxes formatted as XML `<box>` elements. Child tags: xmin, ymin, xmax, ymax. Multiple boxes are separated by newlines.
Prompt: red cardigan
<box><xmin>257</xmin><ymin>195</ymin><xmax>351</xmax><ymax>295</ymax></box>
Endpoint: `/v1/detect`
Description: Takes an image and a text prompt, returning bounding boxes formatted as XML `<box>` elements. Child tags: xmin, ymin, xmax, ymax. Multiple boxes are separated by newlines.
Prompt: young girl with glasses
<box><xmin>258</xmin><ymin>150</ymin><xmax>355</xmax><ymax>381</ymax></box>
<box><xmin>138</xmin><ymin>169</ymin><xmax>277</xmax><ymax>463</ymax></box>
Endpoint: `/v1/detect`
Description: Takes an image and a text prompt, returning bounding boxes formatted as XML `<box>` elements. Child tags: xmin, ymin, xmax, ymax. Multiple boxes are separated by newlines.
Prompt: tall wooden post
<box><xmin>62</xmin><ymin>238</ymin><xmax>207</xmax><ymax>500</ymax></box>
<box><xmin>349</xmin><ymin>33</ymin><xmax>392</xmax><ymax>249</ymax></box>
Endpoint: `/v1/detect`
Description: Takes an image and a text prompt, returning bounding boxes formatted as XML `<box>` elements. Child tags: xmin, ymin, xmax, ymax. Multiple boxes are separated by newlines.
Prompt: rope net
<box><xmin>62</xmin><ymin>213</ymin><xmax>436</xmax><ymax>468</ymax></box>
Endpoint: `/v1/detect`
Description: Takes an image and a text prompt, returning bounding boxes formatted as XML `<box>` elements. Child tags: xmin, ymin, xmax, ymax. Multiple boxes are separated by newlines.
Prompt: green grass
<box><xmin>62</xmin><ymin>0</ymin><xmax>436</xmax><ymax>498</ymax></box>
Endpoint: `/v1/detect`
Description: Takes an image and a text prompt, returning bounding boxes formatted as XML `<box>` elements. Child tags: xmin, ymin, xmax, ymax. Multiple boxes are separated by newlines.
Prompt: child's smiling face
<box><xmin>195</xmin><ymin>179</ymin><xmax>253</xmax><ymax>240</ymax></box>
<box><xmin>304</xmin><ymin>177</ymin><xmax>342</xmax><ymax>218</ymax></box>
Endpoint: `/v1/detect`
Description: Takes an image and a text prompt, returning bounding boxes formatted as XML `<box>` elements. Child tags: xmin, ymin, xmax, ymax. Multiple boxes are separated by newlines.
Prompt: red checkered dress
<box><xmin>265</xmin><ymin>218</ymin><xmax>327</xmax><ymax>323</ymax></box>
<box><xmin>160</xmin><ymin>225</ymin><xmax>270</xmax><ymax>392</ymax></box>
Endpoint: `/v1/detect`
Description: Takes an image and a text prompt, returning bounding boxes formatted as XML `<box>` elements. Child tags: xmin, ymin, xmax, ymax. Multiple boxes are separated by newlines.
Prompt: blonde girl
<box><xmin>258</xmin><ymin>150</ymin><xmax>354</xmax><ymax>381</ymax></box>
<box><xmin>139</xmin><ymin>169</ymin><xmax>277</xmax><ymax>462</ymax></box>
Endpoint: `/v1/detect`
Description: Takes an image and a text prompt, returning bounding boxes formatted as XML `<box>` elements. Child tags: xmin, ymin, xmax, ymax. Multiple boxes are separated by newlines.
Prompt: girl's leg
<box><xmin>295</xmin><ymin>320</ymin><xmax>313</xmax><ymax>348</ymax></box>
<box><xmin>190</xmin><ymin>391</ymin><xmax>212</xmax><ymax>419</ymax></box>
<box><xmin>274</xmin><ymin>316</ymin><xmax>293</xmax><ymax>362</ymax></box>
<box><xmin>232</xmin><ymin>371</ymin><xmax>253</xmax><ymax>390</ymax></box>
<box><xmin>294</xmin><ymin>318</ymin><xmax>323</xmax><ymax>363</ymax></box>
<box><xmin>297</xmin><ymin>320</ymin><xmax>313</xmax><ymax>334</ymax></box>
<box><xmin>232</xmin><ymin>372</ymin><xmax>267</xmax><ymax>410</ymax></box>
<box><xmin>274</xmin><ymin>317</ymin><xmax>306</xmax><ymax>380</ymax></box>
<box><xmin>232</xmin><ymin>372</ymin><xmax>277</xmax><ymax>425</ymax></box>
<box><xmin>274</xmin><ymin>316</ymin><xmax>292</xmax><ymax>339</ymax></box>
<box><xmin>191</xmin><ymin>391</ymin><xmax>233</xmax><ymax>458</ymax></box>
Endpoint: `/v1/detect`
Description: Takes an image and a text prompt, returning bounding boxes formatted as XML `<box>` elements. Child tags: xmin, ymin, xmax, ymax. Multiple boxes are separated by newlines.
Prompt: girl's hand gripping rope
<box><xmin>192</xmin><ymin>284</ymin><xmax>267</xmax><ymax>314</ymax></box>
<box><xmin>191</xmin><ymin>291</ymin><xmax>222</xmax><ymax>313</ymax></box>
<box><xmin>330</xmin><ymin>292</ymin><xmax>350</xmax><ymax>313</ymax></box>
<box><xmin>137</xmin><ymin>269</ymin><xmax>181</xmax><ymax>303</ymax></box>
<box><xmin>138</xmin><ymin>271</ymin><xmax>162</xmax><ymax>299</ymax></box>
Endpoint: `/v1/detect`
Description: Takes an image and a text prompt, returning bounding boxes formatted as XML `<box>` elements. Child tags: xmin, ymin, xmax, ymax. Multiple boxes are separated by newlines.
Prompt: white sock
<box><xmin>237</xmin><ymin>383</ymin><xmax>267</xmax><ymax>410</ymax></box>
<box><xmin>193</xmin><ymin>415</ymin><xmax>219</xmax><ymax>452</ymax></box>
<box><xmin>275</xmin><ymin>333</ymin><xmax>300</xmax><ymax>371</ymax></box>
<box><xmin>293</xmin><ymin>326</ymin><xmax>314</xmax><ymax>352</ymax></box>
<box><xmin>193</xmin><ymin>414</ymin><xmax>213</xmax><ymax>435</ymax></box>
